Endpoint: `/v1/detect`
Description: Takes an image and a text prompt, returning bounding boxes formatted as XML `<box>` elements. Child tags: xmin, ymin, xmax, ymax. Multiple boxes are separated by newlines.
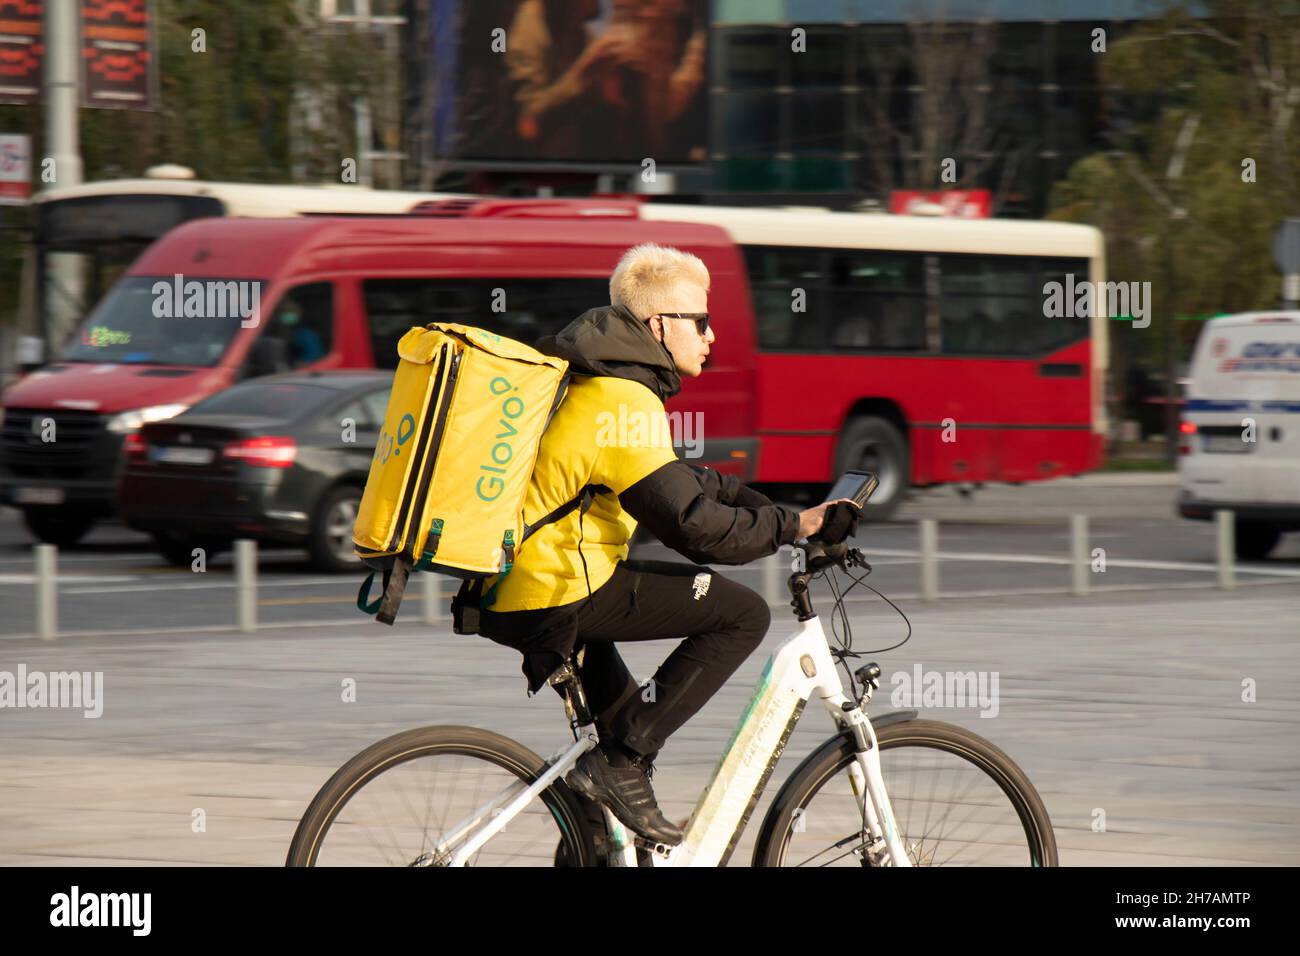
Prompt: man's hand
<box><xmin>797</xmin><ymin>498</ymin><xmax>857</xmax><ymax>539</ymax></box>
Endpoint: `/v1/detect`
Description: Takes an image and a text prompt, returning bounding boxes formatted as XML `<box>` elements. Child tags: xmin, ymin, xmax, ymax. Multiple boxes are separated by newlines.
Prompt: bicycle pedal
<box><xmin>631</xmin><ymin>835</ymin><xmax>674</xmax><ymax>857</ymax></box>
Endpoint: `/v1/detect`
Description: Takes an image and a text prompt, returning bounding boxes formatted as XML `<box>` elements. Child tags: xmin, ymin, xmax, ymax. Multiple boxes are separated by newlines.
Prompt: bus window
<box><xmin>938</xmin><ymin>255</ymin><xmax>1039</xmax><ymax>355</ymax></box>
<box><xmin>361</xmin><ymin>278</ymin><xmax>608</xmax><ymax>367</ymax></box>
<box><xmin>264</xmin><ymin>283</ymin><xmax>334</xmax><ymax>369</ymax></box>
<box><xmin>34</xmin><ymin>194</ymin><xmax>225</xmax><ymax>348</ymax></box>
<box><xmin>742</xmin><ymin>247</ymin><xmax>824</xmax><ymax>349</ymax></box>
<box><xmin>1035</xmin><ymin>258</ymin><xmax>1091</xmax><ymax>352</ymax></box>
<box><xmin>827</xmin><ymin>250</ymin><xmax>927</xmax><ymax>350</ymax></box>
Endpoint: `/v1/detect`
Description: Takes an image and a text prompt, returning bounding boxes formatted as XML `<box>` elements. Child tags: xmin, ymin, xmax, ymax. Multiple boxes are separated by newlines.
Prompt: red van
<box><xmin>0</xmin><ymin>199</ymin><xmax>757</xmax><ymax>544</ymax></box>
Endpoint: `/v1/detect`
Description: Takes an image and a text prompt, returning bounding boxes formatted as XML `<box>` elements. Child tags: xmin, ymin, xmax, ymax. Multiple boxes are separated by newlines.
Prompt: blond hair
<box><xmin>609</xmin><ymin>243</ymin><xmax>710</xmax><ymax>320</ymax></box>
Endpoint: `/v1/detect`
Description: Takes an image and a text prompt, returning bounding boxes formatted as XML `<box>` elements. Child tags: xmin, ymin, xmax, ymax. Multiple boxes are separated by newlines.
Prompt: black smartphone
<box><xmin>824</xmin><ymin>470</ymin><xmax>878</xmax><ymax>511</ymax></box>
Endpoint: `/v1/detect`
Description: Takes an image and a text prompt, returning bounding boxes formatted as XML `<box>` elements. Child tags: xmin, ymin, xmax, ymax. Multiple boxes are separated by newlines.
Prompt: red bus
<box><xmin>643</xmin><ymin>201</ymin><xmax>1107</xmax><ymax>515</ymax></box>
<box><xmin>0</xmin><ymin>196</ymin><xmax>1105</xmax><ymax>543</ymax></box>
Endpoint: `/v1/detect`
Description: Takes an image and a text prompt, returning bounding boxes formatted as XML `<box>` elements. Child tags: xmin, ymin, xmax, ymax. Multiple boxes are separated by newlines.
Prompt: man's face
<box><xmin>648</xmin><ymin>282</ymin><xmax>714</xmax><ymax>377</ymax></box>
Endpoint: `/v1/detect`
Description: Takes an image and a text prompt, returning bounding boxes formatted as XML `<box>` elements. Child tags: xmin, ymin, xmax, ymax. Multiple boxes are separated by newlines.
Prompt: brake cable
<box><xmin>815</xmin><ymin>549</ymin><xmax>912</xmax><ymax>702</ymax></box>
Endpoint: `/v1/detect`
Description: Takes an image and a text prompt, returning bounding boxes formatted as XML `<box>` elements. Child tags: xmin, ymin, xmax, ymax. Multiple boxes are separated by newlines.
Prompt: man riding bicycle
<box><xmin>477</xmin><ymin>243</ymin><xmax>851</xmax><ymax>846</ymax></box>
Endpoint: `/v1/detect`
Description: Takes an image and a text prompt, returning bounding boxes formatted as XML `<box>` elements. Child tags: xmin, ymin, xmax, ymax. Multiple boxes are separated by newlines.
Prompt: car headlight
<box><xmin>105</xmin><ymin>403</ymin><xmax>190</xmax><ymax>434</ymax></box>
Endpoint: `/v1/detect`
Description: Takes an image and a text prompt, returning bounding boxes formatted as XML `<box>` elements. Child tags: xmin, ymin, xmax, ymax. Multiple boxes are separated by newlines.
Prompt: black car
<box><xmin>119</xmin><ymin>371</ymin><xmax>391</xmax><ymax>571</ymax></box>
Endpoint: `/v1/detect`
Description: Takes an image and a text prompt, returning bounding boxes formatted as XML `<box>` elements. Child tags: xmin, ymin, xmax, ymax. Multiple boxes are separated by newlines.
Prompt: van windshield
<box><xmin>59</xmin><ymin>276</ymin><xmax>264</xmax><ymax>366</ymax></box>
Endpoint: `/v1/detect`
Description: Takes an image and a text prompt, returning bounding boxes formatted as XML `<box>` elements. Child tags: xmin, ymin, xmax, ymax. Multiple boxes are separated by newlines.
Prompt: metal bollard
<box><xmin>764</xmin><ymin>547</ymin><xmax>786</xmax><ymax>606</ymax></box>
<box><xmin>1071</xmin><ymin>514</ymin><xmax>1089</xmax><ymax>596</ymax></box>
<box><xmin>35</xmin><ymin>544</ymin><xmax>57</xmax><ymax>640</ymax></box>
<box><xmin>1215</xmin><ymin>510</ymin><xmax>1235</xmax><ymax>590</ymax></box>
<box><xmin>235</xmin><ymin>539</ymin><xmax>257</xmax><ymax>632</ymax></box>
<box><xmin>919</xmin><ymin>519</ymin><xmax>938</xmax><ymax>601</ymax></box>
<box><xmin>422</xmin><ymin>572</ymin><xmax>442</xmax><ymax>625</ymax></box>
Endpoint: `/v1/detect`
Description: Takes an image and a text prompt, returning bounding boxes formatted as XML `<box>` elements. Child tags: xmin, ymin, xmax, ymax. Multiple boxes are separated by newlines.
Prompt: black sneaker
<box><xmin>566</xmin><ymin>748</ymin><xmax>684</xmax><ymax>846</ymax></box>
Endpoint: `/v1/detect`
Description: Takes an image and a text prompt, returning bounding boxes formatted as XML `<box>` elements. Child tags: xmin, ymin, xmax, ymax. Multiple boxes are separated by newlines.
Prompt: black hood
<box><xmin>534</xmin><ymin>303</ymin><xmax>682</xmax><ymax>403</ymax></box>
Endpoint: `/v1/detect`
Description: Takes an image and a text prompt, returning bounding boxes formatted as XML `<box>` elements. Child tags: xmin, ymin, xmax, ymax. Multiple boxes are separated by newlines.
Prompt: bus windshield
<box><xmin>35</xmin><ymin>194</ymin><xmax>227</xmax><ymax>348</ymax></box>
<box><xmin>59</xmin><ymin>276</ymin><xmax>260</xmax><ymax>366</ymax></box>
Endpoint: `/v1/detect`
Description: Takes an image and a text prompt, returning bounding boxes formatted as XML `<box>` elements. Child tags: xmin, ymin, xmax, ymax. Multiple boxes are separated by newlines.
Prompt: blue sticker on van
<box><xmin>1186</xmin><ymin>399</ymin><xmax>1300</xmax><ymax>413</ymax></box>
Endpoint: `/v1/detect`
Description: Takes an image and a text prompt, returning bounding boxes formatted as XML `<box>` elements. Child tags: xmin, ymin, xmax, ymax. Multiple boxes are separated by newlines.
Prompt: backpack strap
<box><xmin>475</xmin><ymin>483</ymin><xmax>613</xmax><ymax>615</ymax></box>
<box><xmin>357</xmin><ymin>570</ymin><xmax>385</xmax><ymax>615</ymax></box>
<box><xmin>356</xmin><ymin>556</ymin><xmax>412</xmax><ymax>626</ymax></box>
<box><xmin>452</xmin><ymin>578</ymin><xmax>486</xmax><ymax>635</ymax></box>
<box><xmin>521</xmin><ymin>482</ymin><xmax>611</xmax><ymax>543</ymax></box>
<box><xmin>376</xmin><ymin>556</ymin><xmax>411</xmax><ymax>625</ymax></box>
<box><xmin>544</xmin><ymin>372</ymin><xmax>571</xmax><ymax>430</ymax></box>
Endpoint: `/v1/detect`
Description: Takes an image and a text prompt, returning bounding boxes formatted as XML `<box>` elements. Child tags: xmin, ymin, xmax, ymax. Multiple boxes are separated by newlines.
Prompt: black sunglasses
<box><xmin>652</xmin><ymin>312</ymin><xmax>710</xmax><ymax>335</ymax></box>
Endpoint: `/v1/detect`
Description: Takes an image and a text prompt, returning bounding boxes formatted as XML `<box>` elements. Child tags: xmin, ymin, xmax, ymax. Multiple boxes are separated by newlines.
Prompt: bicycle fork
<box><xmin>837</xmin><ymin>704</ymin><xmax>913</xmax><ymax>867</ymax></box>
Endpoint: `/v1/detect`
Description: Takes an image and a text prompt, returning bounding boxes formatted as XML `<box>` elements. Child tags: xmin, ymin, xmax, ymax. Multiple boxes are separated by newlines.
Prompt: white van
<box><xmin>1178</xmin><ymin>311</ymin><xmax>1300</xmax><ymax>558</ymax></box>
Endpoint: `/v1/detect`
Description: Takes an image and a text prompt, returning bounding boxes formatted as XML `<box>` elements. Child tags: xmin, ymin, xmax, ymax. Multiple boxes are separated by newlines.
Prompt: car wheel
<box><xmin>832</xmin><ymin>416</ymin><xmax>909</xmax><ymax>522</ymax></box>
<box><xmin>22</xmin><ymin>508</ymin><xmax>96</xmax><ymax>547</ymax></box>
<box><xmin>1235</xmin><ymin>521</ymin><xmax>1281</xmax><ymax>561</ymax></box>
<box><xmin>309</xmin><ymin>485</ymin><xmax>362</xmax><ymax>573</ymax></box>
<box><xmin>151</xmin><ymin>532</ymin><xmax>229</xmax><ymax>568</ymax></box>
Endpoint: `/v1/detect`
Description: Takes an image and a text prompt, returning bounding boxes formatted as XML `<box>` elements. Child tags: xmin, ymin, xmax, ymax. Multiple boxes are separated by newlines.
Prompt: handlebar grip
<box><xmin>816</xmin><ymin>501</ymin><xmax>861</xmax><ymax>546</ymax></box>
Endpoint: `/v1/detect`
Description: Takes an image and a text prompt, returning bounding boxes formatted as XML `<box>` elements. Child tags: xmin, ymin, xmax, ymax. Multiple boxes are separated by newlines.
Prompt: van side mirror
<box><xmin>241</xmin><ymin>337</ymin><xmax>288</xmax><ymax>380</ymax></box>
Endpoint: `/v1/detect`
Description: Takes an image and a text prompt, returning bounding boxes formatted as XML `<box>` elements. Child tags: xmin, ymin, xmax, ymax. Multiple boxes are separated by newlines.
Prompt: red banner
<box><xmin>889</xmin><ymin>190</ymin><xmax>993</xmax><ymax>218</ymax></box>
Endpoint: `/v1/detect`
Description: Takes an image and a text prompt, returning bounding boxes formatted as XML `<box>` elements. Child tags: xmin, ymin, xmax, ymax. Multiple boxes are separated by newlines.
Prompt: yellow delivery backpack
<box><xmin>354</xmin><ymin>322</ymin><xmax>583</xmax><ymax>627</ymax></box>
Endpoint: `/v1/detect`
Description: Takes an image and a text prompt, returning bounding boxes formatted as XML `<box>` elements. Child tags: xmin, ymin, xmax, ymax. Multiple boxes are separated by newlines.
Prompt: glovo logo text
<box><xmin>376</xmin><ymin>413</ymin><xmax>416</xmax><ymax>465</ymax></box>
<box><xmin>477</xmin><ymin>376</ymin><xmax>524</xmax><ymax>501</ymax></box>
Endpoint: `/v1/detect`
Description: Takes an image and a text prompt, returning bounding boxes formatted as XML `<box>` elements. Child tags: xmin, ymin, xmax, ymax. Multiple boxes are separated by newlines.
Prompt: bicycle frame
<box><xmin>443</xmin><ymin>612</ymin><xmax>912</xmax><ymax>868</ymax></box>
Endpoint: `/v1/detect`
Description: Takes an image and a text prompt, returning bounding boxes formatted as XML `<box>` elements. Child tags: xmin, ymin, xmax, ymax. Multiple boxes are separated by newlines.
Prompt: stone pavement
<box><xmin>1</xmin><ymin>582</ymin><xmax>1295</xmax><ymax>866</ymax></box>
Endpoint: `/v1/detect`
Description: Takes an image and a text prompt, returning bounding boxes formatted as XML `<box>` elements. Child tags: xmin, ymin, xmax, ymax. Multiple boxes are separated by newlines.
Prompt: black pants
<box><xmin>480</xmin><ymin>559</ymin><xmax>771</xmax><ymax>759</ymax></box>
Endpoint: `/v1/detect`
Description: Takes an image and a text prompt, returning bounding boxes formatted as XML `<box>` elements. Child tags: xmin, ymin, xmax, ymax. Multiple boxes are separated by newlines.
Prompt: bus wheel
<box><xmin>833</xmin><ymin>416</ymin><xmax>908</xmax><ymax>522</ymax></box>
<box><xmin>1235</xmin><ymin>521</ymin><xmax>1281</xmax><ymax>561</ymax></box>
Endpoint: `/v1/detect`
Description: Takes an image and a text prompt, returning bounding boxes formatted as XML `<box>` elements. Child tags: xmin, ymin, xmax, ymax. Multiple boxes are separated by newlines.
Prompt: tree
<box><xmin>857</xmin><ymin>13</ymin><xmax>1034</xmax><ymax>214</ymax></box>
<box><xmin>1047</xmin><ymin>1</ymin><xmax>1300</xmax><ymax>456</ymax></box>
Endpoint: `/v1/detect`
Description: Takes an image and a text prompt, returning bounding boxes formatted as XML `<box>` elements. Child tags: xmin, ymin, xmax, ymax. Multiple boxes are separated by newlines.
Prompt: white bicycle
<box><xmin>288</xmin><ymin>533</ymin><xmax>1058</xmax><ymax>867</ymax></box>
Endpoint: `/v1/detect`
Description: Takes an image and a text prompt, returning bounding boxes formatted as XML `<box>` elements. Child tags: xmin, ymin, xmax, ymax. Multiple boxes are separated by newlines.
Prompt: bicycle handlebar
<box><xmin>787</xmin><ymin>538</ymin><xmax>871</xmax><ymax>621</ymax></box>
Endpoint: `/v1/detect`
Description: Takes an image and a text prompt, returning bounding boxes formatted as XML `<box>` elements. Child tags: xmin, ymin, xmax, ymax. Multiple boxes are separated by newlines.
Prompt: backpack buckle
<box><xmin>501</xmin><ymin>530</ymin><xmax>515</xmax><ymax>574</ymax></box>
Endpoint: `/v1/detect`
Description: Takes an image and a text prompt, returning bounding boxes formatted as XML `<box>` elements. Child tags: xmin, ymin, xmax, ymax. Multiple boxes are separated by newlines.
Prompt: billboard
<box><xmin>435</xmin><ymin>0</ymin><xmax>709</xmax><ymax>165</ymax></box>
<box><xmin>0</xmin><ymin>0</ymin><xmax>43</xmax><ymax>105</ymax></box>
<box><xmin>81</xmin><ymin>0</ymin><xmax>157</xmax><ymax>110</ymax></box>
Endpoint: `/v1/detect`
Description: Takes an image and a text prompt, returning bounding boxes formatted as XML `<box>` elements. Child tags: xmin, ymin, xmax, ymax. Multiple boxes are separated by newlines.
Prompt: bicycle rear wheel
<box><xmin>286</xmin><ymin>726</ymin><xmax>599</xmax><ymax>866</ymax></box>
<box><xmin>753</xmin><ymin>718</ymin><xmax>1057</xmax><ymax>867</ymax></box>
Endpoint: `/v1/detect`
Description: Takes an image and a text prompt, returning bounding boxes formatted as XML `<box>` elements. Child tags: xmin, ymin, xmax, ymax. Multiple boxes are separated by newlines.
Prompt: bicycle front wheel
<box><xmin>286</xmin><ymin>726</ymin><xmax>599</xmax><ymax>867</ymax></box>
<box><xmin>753</xmin><ymin>718</ymin><xmax>1057</xmax><ymax>867</ymax></box>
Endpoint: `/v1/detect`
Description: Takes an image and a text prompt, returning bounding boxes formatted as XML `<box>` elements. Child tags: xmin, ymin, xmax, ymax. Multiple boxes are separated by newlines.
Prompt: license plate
<box><xmin>15</xmin><ymin>487</ymin><xmax>65</xmax><ymax>505</ymax></box>
<box><xmin>150</xmin><ymin>446</ymin><xmax>215</xmax><ymax>466</ymax></box>
<box><xmin>1202</xmin><ymin>434</ymin><xmax>1252</xmax><ymax>454</ymax></box>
